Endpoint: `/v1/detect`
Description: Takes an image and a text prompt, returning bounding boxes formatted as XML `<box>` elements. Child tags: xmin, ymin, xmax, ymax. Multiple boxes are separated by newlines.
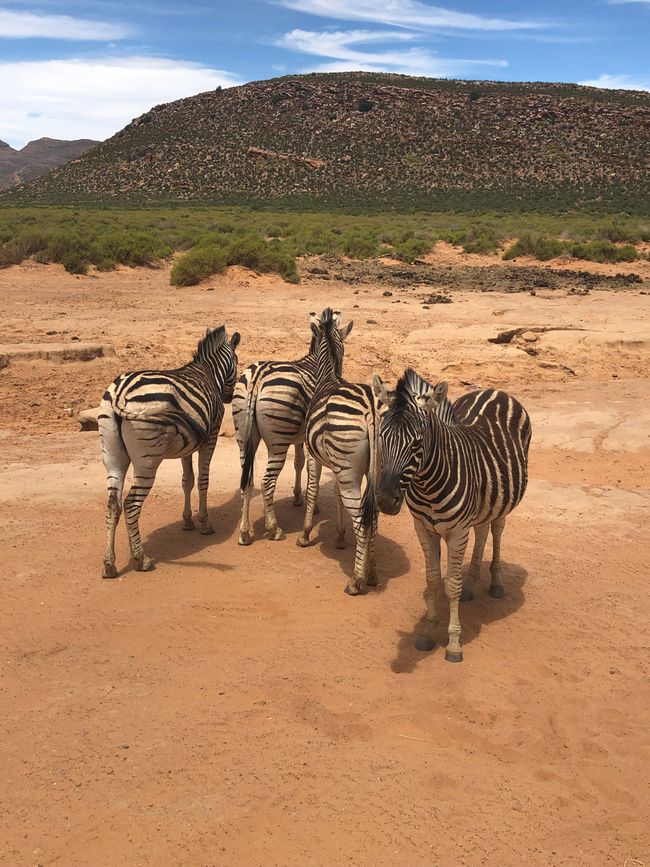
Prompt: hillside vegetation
<box><xmin>0</xmin><ymin>206</ymin><xmax>647</xmax><ymax>282</ymax></box>
<box><xmin>5</xmin><ymin>73</ymin><xmax>649</xmax><ymax>213</ymax></box>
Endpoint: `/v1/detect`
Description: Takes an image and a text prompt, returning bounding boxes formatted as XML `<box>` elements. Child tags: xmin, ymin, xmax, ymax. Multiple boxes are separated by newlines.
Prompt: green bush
<box><xmin>170</xmin><ymin>246</ymin><xmax>229</xmax><ymax>286</ymax></box>
<box><xmin>97</xmin><ymin>230</ymin><xmax>171</xmax><ymax>266</ymax></box>
<box><xmin>595</xmin><ymin>222</ymin><xmax>639</xmax><ymax>244</ymax></box>
<box><xmin>341</xmin><ymin>233</ymin><xmax>379</xmax><ymax>258</ymax></box>
<box><xmin>503</xmin><ymin>234</ymin><xmax>564</xmax><ymax>260</ymax></box>
<box><xmin>394</xmin><ymin>237</ymin><xmax>432</xmax><ymax>262</ymax></box>
<box><xmin>568</xmin><ymin>240</ymin><xmax>637</xmax><ymax>263</ymax></box>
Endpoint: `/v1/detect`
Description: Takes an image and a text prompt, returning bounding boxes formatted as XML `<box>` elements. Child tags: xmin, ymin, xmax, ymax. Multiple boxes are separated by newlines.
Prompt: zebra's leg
<box><xmin>461</xmin><ymin>523</ymin><xmax>490</xmax><ymax>602</ymax></box>
<box><xmin>365</xmin><ymin>525</ymin><xmax>378</xmax><ymax>587</ymax></box>
<box><xmin>197</xmin><ymin>433</ymin><xmax>218</xmax><ymax>535</ymax></box>
<box><xmin>181</xmin><ymin>455</ymin><xmax>195</xmax><ymax>530</ymax></box>
<box><xmin>238</xmin><ymin>424</ymin><xmax>261</xmax><ymax>547</ymax></box>
<box><xmin>335</xmin><ymin>483</ymin><xmax>347</xmax><ymax>549</ymax></box>
<box><xmin>293</xmin><ymin>442</ymin><xmax>305</xmax><ymax>507</ymax></box>
<box><xmin>261</xmin><ymin>442</ymin><xmax>291</xmax><ymax>541</ymax></box>
<box><xmin>414</xmin><ymin>520</ymin><xmax>442</xmax><ymax>627</ymax></box>
<box><xmin>100</xmin><ymin>416</ymin><xmax>130</xmax><ymax>579</ymax></box>
<box><xmin>123</xmin><ymin>463</ymin><xmax>161</xmax><ymax>572</ymax></box>
<box><xmin>443</xmin><ymin>528</ymin><xmax>470</xmax><ymax>663</ymax></box>
<box><xmin>488</xmin><ymin>516</ymin><xmax>506</xmax><ymax>598</ymax></box>
<box><xmin>296</xmin><ymin>455</ymin><xmax>322</xmax><ymax>547</ymax></box>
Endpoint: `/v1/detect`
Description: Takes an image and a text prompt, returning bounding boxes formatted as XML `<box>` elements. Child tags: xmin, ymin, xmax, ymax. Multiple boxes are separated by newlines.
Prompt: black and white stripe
<box><xmin>98</xmin><ymin>325</ymin><xmax>240</xmax><ymax>578</ymax></box>
<box><xmin>373</xmin><ymin>369</ymin><xmax>531</xmax><ymax>662</ymax></box>
<box><xmin>231</xmin><ymin>315</ymin><xmax>321</xmax><ymax>545</ymax></box>
<box><xmin>297</xmin><ymin>308</ymin><xmax>383</xmax><ymax>595</ymax></box>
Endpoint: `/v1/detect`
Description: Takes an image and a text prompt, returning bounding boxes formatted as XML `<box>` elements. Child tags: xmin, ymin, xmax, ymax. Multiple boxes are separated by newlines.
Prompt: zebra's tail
<box><xmin>360</xmin><ymin>398</ymin><xmax>380</xmax><ymax>533</ymax></box>
<box><xmin>239</xmin><ymin>378</ymin><xmax>259</xmax><ymax>492</ymax></box>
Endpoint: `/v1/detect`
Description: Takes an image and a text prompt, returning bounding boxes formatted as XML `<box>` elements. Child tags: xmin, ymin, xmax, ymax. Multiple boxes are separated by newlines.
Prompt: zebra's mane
<box><xmin>316</xmin><ymin>307</ymin><xmax>343</xmax><ymax>377</ymax></box>
<box><xmin>193</xmin><ymin>326</ymin><xmax>227</xmax><ymax>363</ymax></box>
<box><xmin>392</xmin><ymin>368</ymin><xmax>431</xmax><ymax>413</ymax></box>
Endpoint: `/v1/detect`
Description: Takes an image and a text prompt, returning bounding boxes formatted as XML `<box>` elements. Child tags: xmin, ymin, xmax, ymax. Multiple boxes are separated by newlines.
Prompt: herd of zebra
<box><xmin>98</xmin><ymin>307</ymin><xmax>531</xmax><ymax>663</ymax></box>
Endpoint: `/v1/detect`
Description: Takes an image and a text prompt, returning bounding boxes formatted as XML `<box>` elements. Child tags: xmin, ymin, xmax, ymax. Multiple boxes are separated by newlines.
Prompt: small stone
<box><xmin>382</xmin><ymin>290</ymin><xmax>392</xmax><ymax>297</ymax></box>
<box><xmin>366</xmin><ymin>319</ymin><xmax>378</xmax><ymax>324</ymax></box>
<box><xmin>520</xmin><ymin>331</ymin><xmax>538</xmax><ymax>342</ymax></box>
<box><xmin>64</xmin><ymin>407</ymin><xmax>73</xmax><ymax>417</ymax></box>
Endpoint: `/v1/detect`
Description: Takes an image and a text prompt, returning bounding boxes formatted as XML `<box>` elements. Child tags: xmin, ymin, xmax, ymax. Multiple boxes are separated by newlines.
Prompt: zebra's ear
<box><xmin>341</xmin><ymin>320</ymin><xmax>353</xmax><ymax>341</ymax></box>
<box><xmin>309</xmin><ymin>311</ymin><xmax>320</xmax><ymax>327</ymax></box>
<box><xmin>434</xmin><ymin>381</ymin><xmax>448</xmax><ymax>401</ymax></box>
<box><xmin>230</xmin><ymin>332</ymin><xmax>241</xmax><ymax>350</ymax></box>
<box><xmin>416</xmin><ymin>381</ymin><xmax>448</xmax><ymax>412</ymax></box>
<box><xmin>372</xmin><ymin>373</ymin><xmax>394</xmax><ymax>406</ymax></box>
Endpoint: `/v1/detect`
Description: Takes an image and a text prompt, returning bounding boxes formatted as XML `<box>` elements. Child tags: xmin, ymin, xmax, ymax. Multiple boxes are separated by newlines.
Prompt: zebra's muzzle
<box><xmin>377</xmin><ymin>473</ymin><xmax>403</xmax><ymax>515</ymax></box>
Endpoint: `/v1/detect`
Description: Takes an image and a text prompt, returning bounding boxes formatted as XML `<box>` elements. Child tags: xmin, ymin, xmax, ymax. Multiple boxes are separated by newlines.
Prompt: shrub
<box><xmin>170</xmin><ymin>246</ymin><xmax>228</xmax><ymax>286</ymax></box>
<box><xmin>503</xmin><ymin>234</ymin><xmax>564</xmax><ymax>260</ymax></box>
<box><xmin>97</xmin><ymin>230</ymin><xmax>171</xmax><ymax>267</ymax></box>
<box><xmin>341</xmin><ymin>233</ymin><xmax>379</xmax><ymax>258</ymax></box>
<box><xmin>595</xmin><ymin>222</ymin><xmax>639</xmax><ymax>244</ymax></box>
<box><xmin>568</xmin><ymin>240</ymin><xmax>637</xmax><ymax>263</ymax></box>
<box><xmin>394</xmin><ymin>237</ymin><xmax>432</xmax><ymax>263</ymax></box>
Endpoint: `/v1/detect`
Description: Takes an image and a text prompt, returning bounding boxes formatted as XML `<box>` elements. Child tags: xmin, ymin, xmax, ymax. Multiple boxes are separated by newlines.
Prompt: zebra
<box><xmin>232</xmin><ymin>310</ymin><xmax>326</xmax><ymax>546</ymax></box>
<box><xmin>371</xmin><ymin>369</ymin><xmax>531</xmax><ymax>662</ymax></box>
<box><xmin>98</xmin><ymin>325</ymin><xmax>240</xmax><ymax>579</ymax></box>
<box><xmin>296</xmin><ymin>308</ymin><xmax>382</xmax><ymax>596</ymax></box>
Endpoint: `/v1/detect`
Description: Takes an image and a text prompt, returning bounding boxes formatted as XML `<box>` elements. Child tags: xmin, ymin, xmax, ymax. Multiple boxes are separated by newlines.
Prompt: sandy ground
<box><xmin>1</xmin><ymin>257</ymin><xmax>649</xmax><ymax>866</ymax></box>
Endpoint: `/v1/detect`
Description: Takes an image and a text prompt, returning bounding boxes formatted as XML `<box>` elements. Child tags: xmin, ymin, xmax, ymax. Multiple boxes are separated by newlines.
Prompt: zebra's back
<box><xmin>409</xmin><ymin>388</ymin><xmax>530</xmax><ymax>531</ymax></box>
<box><xmin>104</xmin><ymin>365</ymin><xmax>221</xmax><ymax>443</ymax></box>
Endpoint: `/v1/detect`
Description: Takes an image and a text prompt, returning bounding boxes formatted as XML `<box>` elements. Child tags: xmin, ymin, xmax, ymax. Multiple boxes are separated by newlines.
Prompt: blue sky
<box><xmin>1</xmin><ymin>0</ymin><xmax>648</xmax><ymax>147</ymax></box>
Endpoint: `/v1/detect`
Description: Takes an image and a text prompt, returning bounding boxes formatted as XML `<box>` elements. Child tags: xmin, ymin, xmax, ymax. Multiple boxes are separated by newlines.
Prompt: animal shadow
<box><xmin>391</xmin><ymin>561</ymin><xmax>528</xmax><ymax>673</ymax></box>
<box><xmin>140</xmin><ymin>487</ymin><xmax>242</xmax><ymax>572</ymax></box>
<box><xmin>288</xmin><ymin>478</ymin><xmax>411</xmax><ymax>593</ymax></box>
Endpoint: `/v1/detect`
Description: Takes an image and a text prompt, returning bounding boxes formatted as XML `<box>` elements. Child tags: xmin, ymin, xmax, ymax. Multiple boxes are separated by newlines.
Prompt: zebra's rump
<box><xmin>306</xmin><ymin>381</ymin><xmax>377</xmax><ymax>471</ymax></box>
<box><xmin>105</xmin><ymin>369</ymin><xmax>220</xmax><ymax>443</ymax></box>
<box><xmin>233</xmin><ymin>357</ymin><xmax>317</xmax><ymax>443</ymax></box>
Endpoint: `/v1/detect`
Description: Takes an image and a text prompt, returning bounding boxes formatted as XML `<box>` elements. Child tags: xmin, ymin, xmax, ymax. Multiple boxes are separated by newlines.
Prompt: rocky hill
<box><xmin>5</xmin><ymin>73</ymin><xmax>649</xmax><ymax>212</ymax></box>
<box><xmin>0</xmin><ymin>137</ymin><xmax>98</xmax><ymax>191</ymax></box>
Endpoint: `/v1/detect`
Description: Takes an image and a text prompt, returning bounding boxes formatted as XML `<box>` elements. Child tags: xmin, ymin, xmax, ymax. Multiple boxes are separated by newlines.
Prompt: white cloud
<box><xmin>0</xmin><ymin>8</ymin><xmax>131</xmax><ymax>40</ymax></box>
<box><xmin>277</xmin><ymin>28</ymin><xmax>507</xmax><ymax>77</ymax></box>
<box><xmin>578</xmin><ymin>73</ymin><xmax>650</xmax><ymax>91</ymax></box>
<box><xmin>0</xmin><ymin>56</ymin><xmax>241</xmax><ymax>148</ymax></box>
<box><xmin>275</xmin><ymin>0</ymin><xmax>545</xmax><ymax>32</ymax></box>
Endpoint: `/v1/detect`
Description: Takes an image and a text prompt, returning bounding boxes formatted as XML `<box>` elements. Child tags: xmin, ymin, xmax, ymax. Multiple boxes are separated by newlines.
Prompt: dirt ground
<box><xmin>1</xmin><ymin>253</ymin><xmax>649</xmax><ymax>866</ymax></box>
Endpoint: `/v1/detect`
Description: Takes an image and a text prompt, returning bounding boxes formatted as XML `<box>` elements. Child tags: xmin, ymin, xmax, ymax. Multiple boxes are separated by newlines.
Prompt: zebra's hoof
<box><xmin>489</xmin><ymin>585</ymin><xmax>505</xmax><ymax>599</ymax></box>
<box><xmin>293</xmin><ymin>496</ymin><xmax>304</xmax><ymax>507</ymax></box>
<box><xmin>460</xmin><ymin>589</ymin><xmax>474</xmax><ymax>602</ymax></box>
<box><xmin>269</xmin><ymin>528</ymin><xmax>285</xmax><ymax>541</ymax></box>
<box><xmin>135</xmin><ymin>556</ymin><xmax>155</xmax><ymax>573</ymax></box>
<box><xmin>335</xmin><ymin>537</ymin><xmax>346</xmax><ymax>550</ymax></box>
<box><xmin>200</xmin><ymin>524</ymin><xmax>215</xmax><ymax>536</ymax></box>
<box><xmin>344</xmin><ymin>583</ymin><xmax>360</xmax><ymax>596</ymax></box>
<box><xmin>415</xmin><ymin>635</ymin><xmax>435</xmax><ymax>652</ymax></box>
<box><xmin>296</xmin><ymin>535</ymin><xmax>311</xmax><ymax>548</ymax></box>
<box><xmin>314</xmin><ymin>503</ymin><xmax>321</xmax><ymax>515</ymax></box>
<box><xmin>445</xmin><ymin>649</ymin><xmax>463</xmax><ymax>663</ymax></box>
<box><xmin>182</xmin><ymin>520</ymin><xmax>195</xmax><ymax>531</ymax></box>
<box><xmin>366</xmin><ymin>573</ymin><xmax>378</xmax><ymax>587</ymax></box>
<box><xmin>238</xmin><ymin>533</ymin><xmax>251</xmax><ymax>546</ymax></box>
<box><xmin>102</xmin><ymin>563</ymin><xmax>118</xmax><ymax>579</ymax></box>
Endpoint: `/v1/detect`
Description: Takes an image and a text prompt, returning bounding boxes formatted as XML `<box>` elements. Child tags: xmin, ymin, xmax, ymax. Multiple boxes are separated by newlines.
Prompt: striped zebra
<box><xmin>98</xmin><ymin>325</ymin><xmax>240</xmax><ymax>579</ymax></box>
<box><xmin>296</xmin><ymin>308</ymin><xmax>382</xmax><ymax>595</ymax></box>
<box><xmin>232</xmin><ymin>311</ymin><xmax>324</xmax><ymax>546</ymax></box>
<box><xmin>372</xmin><ymin>369</ymin><xmax>531</xmax><ymax>662</ymax></box>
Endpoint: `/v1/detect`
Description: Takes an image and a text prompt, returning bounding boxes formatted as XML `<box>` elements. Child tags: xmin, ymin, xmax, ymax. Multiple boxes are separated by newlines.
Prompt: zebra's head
<box><xmin>194</xmin><ymin>326</ymin><xmax>241</xmax><ymax>403</ymax></box>
<box><xmin>309</xmin><ymin>308</ymin><xmax>353</xmax><ymax>379</ymax></box>
<box><xmin>373</xmin><ymin>369</ymin><xmax>448</xmax><ymax>515</ymax></box>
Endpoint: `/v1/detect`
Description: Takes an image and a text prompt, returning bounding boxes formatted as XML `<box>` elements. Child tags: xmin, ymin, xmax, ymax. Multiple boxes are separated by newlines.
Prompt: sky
<box><xmin>0</xmin><ymin>0</ymin><xmax>648</xmax><ymax>148</ymax></box>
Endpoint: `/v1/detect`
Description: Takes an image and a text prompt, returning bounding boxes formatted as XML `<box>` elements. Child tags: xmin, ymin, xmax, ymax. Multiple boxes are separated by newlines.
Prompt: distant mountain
<box><xmin>5</xmin><ymin>73</ymin><xmax>650</xmax><ymax>212</ymax></box>
<box><xmin>0</xmin><ymin>137</ymin><xmax>99</xmax><ymax>190</ymax></box>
